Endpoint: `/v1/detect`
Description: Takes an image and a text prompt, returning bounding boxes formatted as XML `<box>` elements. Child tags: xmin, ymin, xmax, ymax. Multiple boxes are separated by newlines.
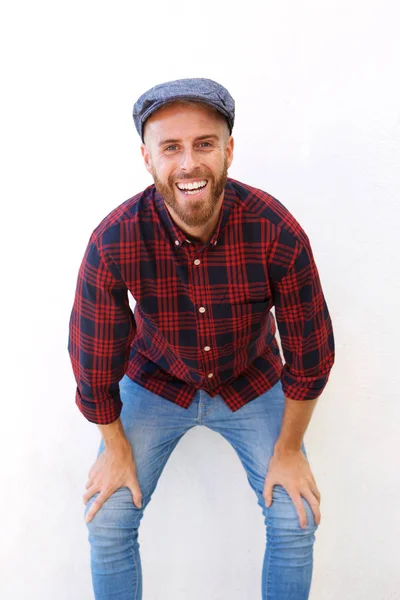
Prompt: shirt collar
<box><xmin>152</xmin><ymin>178</ymin><xmax>239</xmax><ymax>250</ymax></box>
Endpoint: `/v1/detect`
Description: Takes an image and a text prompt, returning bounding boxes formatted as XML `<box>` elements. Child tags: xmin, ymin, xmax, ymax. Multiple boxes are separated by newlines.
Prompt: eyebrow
<box><xmin>158</xmin><ymin>134</ymin><xmax>220</xmax><ymax>147</ymax></box>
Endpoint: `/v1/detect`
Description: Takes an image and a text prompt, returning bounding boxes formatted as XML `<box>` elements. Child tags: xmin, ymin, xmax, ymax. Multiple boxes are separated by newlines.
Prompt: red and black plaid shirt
<box><xmin>68</xmin><ymin>177</ymin><xmax>335</xmax><ymax>424</ymax></box>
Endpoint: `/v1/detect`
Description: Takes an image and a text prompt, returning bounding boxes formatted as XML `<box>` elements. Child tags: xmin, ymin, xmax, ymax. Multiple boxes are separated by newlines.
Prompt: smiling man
<box><xmin>68</xmin><ymin>78</ymin><xmax>335</xmax><ymax>600</ymax></box>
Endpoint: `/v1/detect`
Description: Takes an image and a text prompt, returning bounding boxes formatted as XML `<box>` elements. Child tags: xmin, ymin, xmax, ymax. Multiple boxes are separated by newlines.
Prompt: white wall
<box><xmin>1</xmin><ymin>0</ymin><xmax>399</xmax><ymax>598</ymax></box>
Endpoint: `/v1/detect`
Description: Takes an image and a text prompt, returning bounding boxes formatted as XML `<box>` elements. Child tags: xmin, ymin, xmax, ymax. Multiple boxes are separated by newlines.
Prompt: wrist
<box><xmin>97</xmin><ymin>418</ymin><xmax>128</xmax><ymax>448</ymax></box>
<box><xmin>274</xmin><ymin>440</ymin><xmax>303</xmax><ymax>456</ymax></box>
<box><xmin>104</xmin><ymin>436</ymin><xmax>130</xmax><ymax>450</ymax></box>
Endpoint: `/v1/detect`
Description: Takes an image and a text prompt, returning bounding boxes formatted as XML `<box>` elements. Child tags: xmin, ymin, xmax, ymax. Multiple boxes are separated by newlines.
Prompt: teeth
<box><xmin>177</xmin><ymin>180</ymin><xmax>207</xmax><ymax>190</ymax></box>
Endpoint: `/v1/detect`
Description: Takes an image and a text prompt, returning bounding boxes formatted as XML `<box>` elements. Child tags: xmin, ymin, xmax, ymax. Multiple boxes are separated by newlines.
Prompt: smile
<box><xmin>175</xmin><ymin>180</ymin><xmax>208</xmax><ymax>195</ymax></box>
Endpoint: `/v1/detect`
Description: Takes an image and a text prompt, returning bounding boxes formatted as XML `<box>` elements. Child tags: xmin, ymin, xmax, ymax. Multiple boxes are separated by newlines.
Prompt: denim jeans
<box><xmin>84</xmin><ymin>374</ymin><xmax>318</xmax><ymax>599</ymax></box>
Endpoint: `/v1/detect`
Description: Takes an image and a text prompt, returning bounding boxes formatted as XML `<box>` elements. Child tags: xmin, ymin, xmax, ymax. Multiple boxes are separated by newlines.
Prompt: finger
<box><xmin>131</xmin><ymin>487</ymin><xmax>143</xmax><ymax>509</ymax></box>
<box><xmin>302</xmin><ymin>488</ymin><xmax>321</xmax><ymax>526</ymax></box>
<box><xmin>85</xmin><ymin>479</ymin><xmax>94</xmax><ymax>490</ymax></box>
<box><xmin>129</xmin><ymin>474</ymin><xmax>143</xmax><ymax>509</ymax></box>
<box><xmin>309</xmin><ymin>483</ymin><xmax>321</xmax><ymax>504</ymax></box>
<box><xmin>263</xmin><ymin>478</ymin><xmax>274</xmax><ymax>507</ymax></box>
<box><xmin>83</xmin><ymin>484</ymin><xmax>98</xmax><ymax>505</ymax></box>
<box><xmin>85</xmin><ymin>491</ymin><xmax>108</xmax><ymax>523</ymax></box>
<box><xmin>306</xmin><ymin>471</ymin><xmax>321</xmax><ymax>503</ymax></box>
<box><xmin>289</xmin><ymin>492</ymin><xmax>308</xmax><ymax>529</ymax></box>
<box><xmin>310</xmin><ymin>473</ymin><xmax>319</xmax><ymax>491</ymax></box>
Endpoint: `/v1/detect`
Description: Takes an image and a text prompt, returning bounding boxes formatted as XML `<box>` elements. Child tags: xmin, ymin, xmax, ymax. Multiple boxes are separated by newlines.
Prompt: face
<box><xmin>141</xmin><ymin>102</ymin><xmax>234</xmax><ymax>229</ymax></box>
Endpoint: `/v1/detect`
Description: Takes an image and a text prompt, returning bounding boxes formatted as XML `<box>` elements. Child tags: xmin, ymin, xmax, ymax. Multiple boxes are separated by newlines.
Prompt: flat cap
<box><xmin>133</xmin><ymin>77</ymin><xmax>235</xmax><ymax>142</ymax></box>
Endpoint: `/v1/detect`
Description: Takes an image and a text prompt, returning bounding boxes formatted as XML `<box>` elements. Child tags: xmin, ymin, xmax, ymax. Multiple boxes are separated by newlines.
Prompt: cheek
<box><xmin>154</xmin><ymin>157</ymin><xmax>177</xmax><ymax>180</ymax></box>
<box><xmin>206</xmin><ymin>150</ymin><xmax>225</xmax><ymax>167</ymax></box>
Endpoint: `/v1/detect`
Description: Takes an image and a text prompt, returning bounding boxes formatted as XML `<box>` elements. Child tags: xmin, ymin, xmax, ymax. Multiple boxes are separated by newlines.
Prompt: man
<box><xmin>68</xmin><ymin>78</ymin><xmax>335</xmax><ymax>600</ymax></box>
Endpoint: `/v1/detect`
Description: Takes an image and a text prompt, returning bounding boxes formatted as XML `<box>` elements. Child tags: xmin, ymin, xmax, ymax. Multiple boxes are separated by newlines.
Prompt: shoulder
<box><xmin>89</xmin><ymin>184</ymin><xmax>155</xmax><ymax>247</ymax></box>
<box><xmin>227</xmin><ymin>177</ymin><xmax>310</xmax><ymax>249</ymax></box>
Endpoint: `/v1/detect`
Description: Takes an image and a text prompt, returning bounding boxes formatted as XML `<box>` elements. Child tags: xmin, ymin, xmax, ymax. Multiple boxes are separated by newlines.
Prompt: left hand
<box><xmin>263</xmin><ymin>448</ymin><xmax>321</xmax><ymax>529</ymax></box>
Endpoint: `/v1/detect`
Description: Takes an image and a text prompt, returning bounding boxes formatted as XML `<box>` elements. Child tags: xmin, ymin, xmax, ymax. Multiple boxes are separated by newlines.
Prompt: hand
<box><xmin>263</xmin><ymin>448</ymin><xmax>321</xmax><ymax>529</ymax></box>
<box><xmin>83</xmin><ymin>440</ymin><xmax>143</xmax><ymax>523</ymax></box>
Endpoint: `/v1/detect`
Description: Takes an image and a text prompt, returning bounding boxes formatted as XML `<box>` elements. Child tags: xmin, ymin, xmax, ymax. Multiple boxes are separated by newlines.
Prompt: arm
<box><xmin>274</xmin><ymin>395</ymin><xmax>319</xmax><ymax>454</ymax></box>
<box><xmin>84</xmin><ymin>416</ymin><xmax>143</xmax><ymax>523</ymax></box>
<box><xmin>266</xmin><ymin>397</ymin><xmax>320</xmax><ymax>528</ymax></box>
<box><xmin>97</xmin><ymin>417</ymin><xmax>129</xmax><ymax>446</ymax></box>
<box><xmin>68</xmin><ymin>232</ymin><xmax>136</xmax><ymax>425</ymax></box>
<box><xmin>269</xmin><ymin>229</ymin><xmax>335</xmax><ymax>403</ymax></box>
<box><xmin>264</xmin><ymin>228</ymin><xmax>335</xmax><ymax>526</ymax></box>
<box><xmin>264</xmin><ymin>406</ymin><xmax>322</xmax><ymax>529</ymax></box>
<box><xmin>69</xmin><ymin>234</ymin><xmax>143</xmax><ymax>522</ymax></box>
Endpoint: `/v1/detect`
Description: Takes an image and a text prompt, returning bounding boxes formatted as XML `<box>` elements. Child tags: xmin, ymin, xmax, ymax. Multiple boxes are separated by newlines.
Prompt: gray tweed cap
<box><xmin>132</xmin><ymin>77</ymin><xmax>235</xmax><ymax>142</ymax></box>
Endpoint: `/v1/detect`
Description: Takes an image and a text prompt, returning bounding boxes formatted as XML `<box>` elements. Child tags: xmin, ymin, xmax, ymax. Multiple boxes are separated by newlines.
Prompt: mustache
<box><xmin>171</xmin><ymin>171</ymin><xmax>212</xmax><ymax>182</ymax></box>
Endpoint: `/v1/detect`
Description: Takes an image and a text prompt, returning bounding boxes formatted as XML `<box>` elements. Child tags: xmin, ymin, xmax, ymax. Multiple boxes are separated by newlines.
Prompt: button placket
<box><xmin>191</xmin><ymin>251</ymin><xmax>214</xmax><ymax>384</ymax></box>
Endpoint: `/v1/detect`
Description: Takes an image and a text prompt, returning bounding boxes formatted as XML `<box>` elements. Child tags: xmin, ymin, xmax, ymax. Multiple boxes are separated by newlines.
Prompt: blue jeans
<box><xmin>84</xmin><ymin>374</ymin><xmax>318</xmax><ymax>599</ymax></box>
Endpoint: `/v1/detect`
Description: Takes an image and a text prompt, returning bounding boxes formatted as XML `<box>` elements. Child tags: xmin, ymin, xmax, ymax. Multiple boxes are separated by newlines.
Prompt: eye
<box><xmin>165</xmin><ymin>144</ymin><xmax>178</xmax><ymax>152</ymax></box>
<box><xmin>199</xmin><ymin>141</ymin><xmax>212</xmax><ymax>148</ymax></box>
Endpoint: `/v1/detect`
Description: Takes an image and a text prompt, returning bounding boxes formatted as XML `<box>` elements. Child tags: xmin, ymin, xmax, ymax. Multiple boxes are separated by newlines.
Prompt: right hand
<box><xmin>83</xmin><ymin>439</ymin><xmax>143</xmax><ymax>523</ymax></box>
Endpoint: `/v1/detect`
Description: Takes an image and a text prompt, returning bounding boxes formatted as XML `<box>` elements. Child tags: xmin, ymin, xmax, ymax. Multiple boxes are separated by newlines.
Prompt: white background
<box><xmin>1</xmin><ymin>0</ymin><xmax>399</xmax><ymax>598</ymax></box>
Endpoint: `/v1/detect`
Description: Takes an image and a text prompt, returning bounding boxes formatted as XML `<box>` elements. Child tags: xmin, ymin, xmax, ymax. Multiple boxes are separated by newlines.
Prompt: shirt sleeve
<box><xmin>269</xmin><ymin>228</ymin><xmax>335</xmax><ymax>400</ymax></box>
<box><xmin>68</xmin><ymin>233</ymin><xmax>136</xmax><ymax>424</ymax></box>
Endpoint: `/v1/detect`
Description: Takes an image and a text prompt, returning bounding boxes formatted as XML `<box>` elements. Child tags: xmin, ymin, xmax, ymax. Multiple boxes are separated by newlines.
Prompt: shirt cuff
<box><xmin>75</xmin><ymin>387</ymin><xmax>123</xmax><ymax>424</ymax></box>
<box><xmin>280</xmin><ymin>363</ymin><xmax>333</xmax><ymax>400</ymax></box>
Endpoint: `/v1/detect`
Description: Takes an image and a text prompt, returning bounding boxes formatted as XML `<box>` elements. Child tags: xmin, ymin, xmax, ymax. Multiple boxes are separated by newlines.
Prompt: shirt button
<box><xmin>204</xmin><ymin>346</ymin><xmax>210</xmax><ymax>351</ymax></box>
<box><xmin>199</xmin><ymin>306</ymin><xmax>206</xmax><ymax>313</ymax></box>
<box><xmin>175</xmin><ymin>240</ymin><xmax>180</xmax><ymax>246</ymax></box>
<box><xmin>207</xmin><ymin>373</ymin><xmax>214</xmax><ymax>378</ymax></box>
<box><xmin>194</xmin><ymin>259</ymin><xmax>201</xmax><ymax>265</ymax></box>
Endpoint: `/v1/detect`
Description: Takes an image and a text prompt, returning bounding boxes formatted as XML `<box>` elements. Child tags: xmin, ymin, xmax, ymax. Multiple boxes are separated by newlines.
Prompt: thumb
<box><xmin>264</xmin><ymin>478</ymin><xmax>274</xmax><ymax>508</ymax></box>
<box><xmin>130</xmin><ymin>480</ymin><xmax>143</xmax><ymax>509</ymax></box>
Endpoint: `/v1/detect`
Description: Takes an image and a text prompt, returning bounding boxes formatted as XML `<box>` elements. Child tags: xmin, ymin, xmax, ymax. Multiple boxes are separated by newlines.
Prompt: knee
<box><xmin>264</xmin><ymin>485</ymin><xmax>319</xmax><ymax>544</ymax></box>
<box><xmin>84</xmin><ymin>486</ymin><xmax>144</xmax><ymax>536</ymax></box>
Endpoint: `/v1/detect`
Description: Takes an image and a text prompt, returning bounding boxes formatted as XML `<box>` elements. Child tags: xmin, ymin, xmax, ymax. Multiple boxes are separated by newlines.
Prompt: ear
<box><xmin>225</xmin><ymin>136</ymin><xmax>234</xmax><ymax>170</ymax></box>
<box><xmin>141</xmin><ymin>143</ymin><xmax>154</xmax><ymax>176</ymax></box>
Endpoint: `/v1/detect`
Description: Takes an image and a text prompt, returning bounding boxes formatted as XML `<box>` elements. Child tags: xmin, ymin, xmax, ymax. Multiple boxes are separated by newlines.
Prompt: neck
<box><xmin>165</xmin><ymin>194</ymin><xmax>224</xmax><ymax>245</ymax></box>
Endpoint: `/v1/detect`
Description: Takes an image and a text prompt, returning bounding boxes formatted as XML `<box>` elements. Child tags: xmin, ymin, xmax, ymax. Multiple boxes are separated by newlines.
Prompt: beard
<box><xmin>152</xmin><ymin>157</ymin><xmax>228</xmax><ymax>228</ymax></box>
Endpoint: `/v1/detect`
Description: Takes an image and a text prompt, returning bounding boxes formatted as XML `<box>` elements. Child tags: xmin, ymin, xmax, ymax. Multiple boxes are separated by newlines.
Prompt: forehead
<box><xmin>143</xmin><ymin>102</ymin><xmax>226</xmax><ymax>143</ymax></box>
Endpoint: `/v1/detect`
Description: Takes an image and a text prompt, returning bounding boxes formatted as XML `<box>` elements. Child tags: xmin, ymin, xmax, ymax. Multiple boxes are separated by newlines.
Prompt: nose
<box><xmin>180</xmin><ymin>147</ymin><xmax>200</xmax><ymax>173</ymax></box>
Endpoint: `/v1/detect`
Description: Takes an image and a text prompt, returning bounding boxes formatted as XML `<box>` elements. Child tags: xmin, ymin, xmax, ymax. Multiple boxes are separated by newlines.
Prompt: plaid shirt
<box><xmin>68</xmin><ymin>177</ymin><xmax>335</xmax><ymax>424</ymax></box>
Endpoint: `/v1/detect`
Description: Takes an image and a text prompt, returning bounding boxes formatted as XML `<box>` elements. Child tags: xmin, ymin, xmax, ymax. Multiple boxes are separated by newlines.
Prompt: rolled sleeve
<box><xmin>269</xmin><ymin>228</ymin><xmax>335</xmax><ymax>400</ymax></box>
<box><xmin>68</xmin><ymin>233</ymin><xmax>136</xmax><ymax>424</ymax></box>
